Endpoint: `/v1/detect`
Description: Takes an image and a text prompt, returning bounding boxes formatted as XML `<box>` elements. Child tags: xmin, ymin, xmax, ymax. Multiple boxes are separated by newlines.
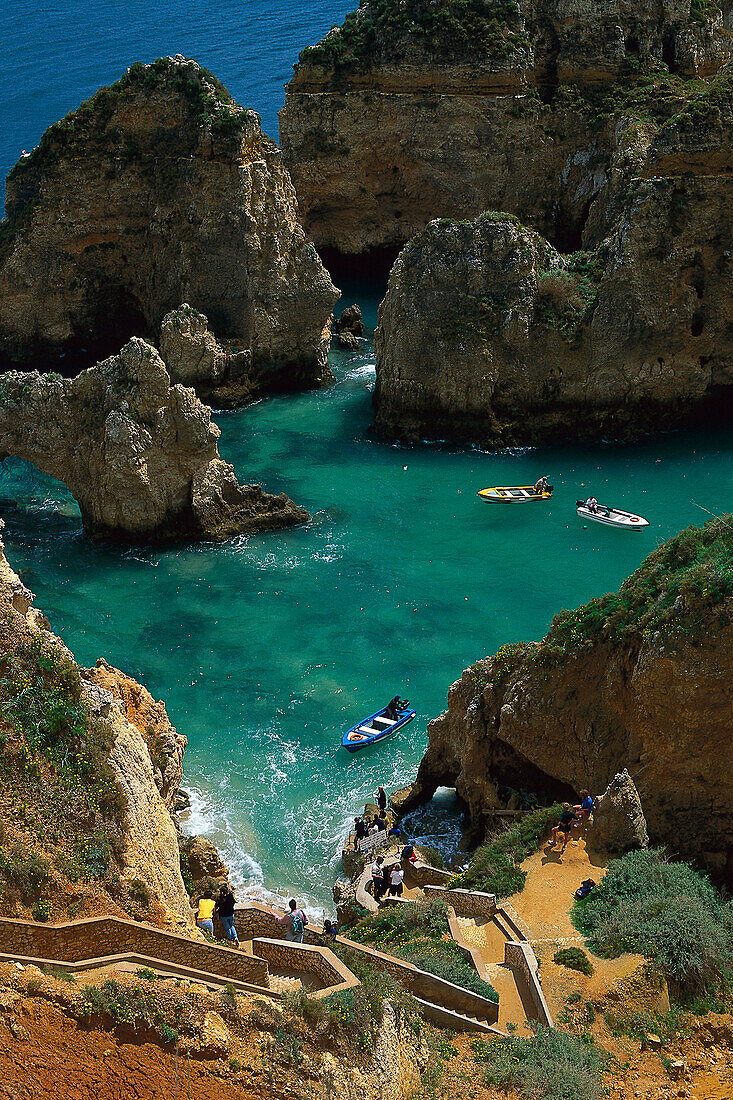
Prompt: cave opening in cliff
<box><xmin>662</xmin><ymin>31</ymin><xmax>677</xmax><ymax>73</ymax></box>
<box><xmin>552</xmin><ymin>198</ymin><xmax>593</xmax><ymax>254</ymax></box>
<box><xmin>319</xmin><ymin>245</ymin><xmax>402</xmax><ymax>288</ymax></box>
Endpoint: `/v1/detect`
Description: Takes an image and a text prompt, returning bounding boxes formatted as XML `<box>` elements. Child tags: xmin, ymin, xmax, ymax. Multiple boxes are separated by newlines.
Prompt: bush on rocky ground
<box><xmin>554</xmin><ymin>946</ymin><xmax>594</xmax><ymax>976</ymax></box>
<box><xmin>0</xmin><ymin>605</ymin><xmax>128</xmax><ymax>917</ymax></box>
<box><xmin>346</xmin><ymin>900</ymin><xmax>498</xmax><ymax>1001</ymax></box>
<box><xmin>471</xmin><ymin>1027</ymin><xmax>603</xmax><ymax>1100</ymax></box>
<box><xmin>573</xmin><ymin>849</ymin><xmax>733</xmax><ymax>1000</ymax></box>
<box><xmin>447</xmin><ymin>803</ymin><xmax>561</xmax><ymax>898</ymax></box>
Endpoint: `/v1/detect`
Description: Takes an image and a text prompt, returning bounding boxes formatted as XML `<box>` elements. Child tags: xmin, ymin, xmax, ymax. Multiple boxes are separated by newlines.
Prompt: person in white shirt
<box><xmin>388</xmin><ymin>865</ymin><xmax>404</xmax><ymax>897</ymax></box>
<box><xmin>371</xmin><ymin>856</ymin><xmax>386</xmax><ymax>900</ymax></box>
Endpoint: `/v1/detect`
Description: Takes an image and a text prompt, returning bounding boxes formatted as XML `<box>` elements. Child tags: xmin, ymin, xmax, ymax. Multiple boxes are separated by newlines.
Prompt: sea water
<box><xmin>2</xmin><ymin>3</ymin><xmax>732</xmax><ymax>914</ymax></box>
<box><xmin>2</xmin><ymin>288</ymin><xmax>732</xmax><ymax>910</ymax></box>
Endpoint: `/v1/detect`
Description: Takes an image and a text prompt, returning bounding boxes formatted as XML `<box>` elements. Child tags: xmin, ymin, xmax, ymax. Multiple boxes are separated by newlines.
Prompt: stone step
<box><xmin>413</xmin><ymin>996</ymin><xmax>505</xmax><ymax>1035</ymax></box>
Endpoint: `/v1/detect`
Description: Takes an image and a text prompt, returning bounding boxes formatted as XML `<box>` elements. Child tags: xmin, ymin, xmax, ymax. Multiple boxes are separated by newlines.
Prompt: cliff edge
<box><xmin>373</xmin><ymin>68</ymin><xmax>733</xmax><ymax>446</ymax></box>
<box><xmin>281</xmin><ymin>0</ymin><xmax>730</xmax><ymax>255</ymax></box>
<box><xmin>405</xmin><ymin>517</ymin><xmax>733</xmax><ymax>880</ymax></box>
<box><xmin>0</xmin><ymin>520</ymin><xmax>192</xmax><ymax>926</ymax></box>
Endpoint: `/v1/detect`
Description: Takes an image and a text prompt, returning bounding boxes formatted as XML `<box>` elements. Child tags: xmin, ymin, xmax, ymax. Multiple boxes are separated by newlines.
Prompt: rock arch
<box><xmin>0</xmin><ymin>338</ymin><xmax>307</xmax><ymax>543</ymax></box>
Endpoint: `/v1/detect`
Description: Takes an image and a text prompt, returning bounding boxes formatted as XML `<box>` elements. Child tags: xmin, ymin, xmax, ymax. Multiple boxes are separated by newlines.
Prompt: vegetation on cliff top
<box><xmin>543</xmin><ymin>515</ymin><xmax>733</xmax><ymax>658</ymax></box>
<box><xmin>573</xmin><ymin>849</ymin><xmax>733</xmax><ymax>1003</ymax></box>
<box><xmin>446</xmin><ymin>804</ymin><xmax>561</xmax><ymax>897</ymax></box>
<box><xmin>1</xmin><ymin>58</ymin><xmax>247</xmax><ymax>260</ymax></box>
<box><xmin>299</xmin><ymin>0</ymin><xmax>529</xmax><ymax>70</ymax></box>
<box><xmin>0</xmin><ymin>593</ymin><xmax>135</xmax><ymax>921</ymax></box>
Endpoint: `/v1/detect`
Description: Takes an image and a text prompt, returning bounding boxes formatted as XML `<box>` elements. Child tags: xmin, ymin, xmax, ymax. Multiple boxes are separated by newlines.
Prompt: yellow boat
<box><xmin>478</xmin><ymin>485</ymin><xmax>553</xmax><ymax>503</ymax></box>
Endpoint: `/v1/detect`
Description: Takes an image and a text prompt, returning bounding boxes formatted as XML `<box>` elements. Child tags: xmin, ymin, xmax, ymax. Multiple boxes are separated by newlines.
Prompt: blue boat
<box><xmin>341</xmin><ymin>699</ymin><xmax>416</xmax><ymax>752</ymax></box>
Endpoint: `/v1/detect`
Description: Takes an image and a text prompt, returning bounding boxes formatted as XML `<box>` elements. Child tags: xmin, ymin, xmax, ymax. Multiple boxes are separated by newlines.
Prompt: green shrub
<box><xmin>346</xmin><ymin>900</ymin><xmax>498</xmax><ymax>1002</ymax></box>
<box><xmin>448</xmin><ymin>804</ymin><xmax>561</xmax><ymax>898</ymax></box>
<box><xmin>554</xmin><ymin>947</ymin><xmax>594</xmax><ymax>976</ymax></box>
<box><xmin>136</xmin><ymin>968</ymin><xmax>157</xmax><ymax>981</ymax></box>
<box><xmin>129</xmin><ymin>878</ymin><xmax>151</xmax><ymax>907</ymax></box>
<box><xmin>471</xmin><ymin>1027</ymin><xmax>603</xmax><ymax>1100</ymax></box>
<box><xmin>573</xmin><ymin>850</ymin><xmax>732</xmax><ymax>999</ymax></box>
<box><xmin>416</xmin><ymin>845</ymin><xmax>445</xmax><ymax>869</ymax></box>
<box><xmin>47</xmin><ymin>968</ymin><xmax>76</xmax><ymax>983</ymax></box>
<box><xmin>31</xmin><ymin>899</ymin><xmax>53</xmax><ymax>922</ymax></box>
<box><xmin>0</xmin><ymin>846</ymin><xmax>51</xmax><ymax>899</ymax></box>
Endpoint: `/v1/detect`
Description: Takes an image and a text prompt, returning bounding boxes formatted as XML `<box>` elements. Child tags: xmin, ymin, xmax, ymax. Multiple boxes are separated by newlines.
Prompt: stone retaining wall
<box><xmin>251</xmin><ymin>938</ymin><xmax>359</xmax><ymax>998</ymax></box>
<box><xmin>423</xmin><ymin>885</ymin><xmax>497</xmax><ymax>920</ymax></box>
<box><xmin>404</xmin><ymin>862</ymin><xmax>452</xmax><ymax>888</ymax></box>
<box><xmin>0</xmin><ymin>917</ymin><xmax>269</xmax><ymax>987</ymax></box>
<box><xmin>504</xmin><ymin>940</ymin><xmax>553</xmax><ymax>1028</ymax></box>
<box><xmin>336</xmin><ymin>934</ymin><xmax>499</xmax><ymax>1024</ymax></box>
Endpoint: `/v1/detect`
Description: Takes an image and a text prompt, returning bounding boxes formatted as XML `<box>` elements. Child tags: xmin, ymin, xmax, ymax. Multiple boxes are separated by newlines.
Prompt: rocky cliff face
<box><xmin>0</xmin><ymin>56</ymin><xmax>338</xmax><ymax>397</ymax></box>
<box><xmin>280</xmin><ymin>0</ymin><xmax>731</xmax><ymax>255</ymax></box>
<box><xmin>374</xmin><ymin>67</ymin><xmax>733</xmax><ymax>446</ymax></box>
<box><xmin>0</xmin><ymin>520</ymin><xmax>192</xmax><ymax>926</ymax></box>
<box><xmin>0</xmin><ymin>336</ymin><xmax>307</xmax><ymax>542</ymax></box>
<box><xmin>83</xmin><ymin>659</ymin><xmax>186</xmax><ymax>811</ymax></box>
<box><xmin>404</xmin><ymin>518</ymin><xmax>733</xmax><ymax>880</ymax></box>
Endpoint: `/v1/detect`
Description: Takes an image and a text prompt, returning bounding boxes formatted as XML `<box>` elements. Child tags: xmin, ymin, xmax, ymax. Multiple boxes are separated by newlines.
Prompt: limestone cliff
<box><xmin>83</xmin><ymin>659</ymin><xmax>186</xmax><ymax>811</ymax></box>
<box><xmin>0</xmin><ymin>336</ymin><xmax>307</xmax><ymax>542</ymax></box>
<box><xmin>0</xmin><ymin>56</ymin><xmax>338</xmax><ymax>397</ymax></box>
<box><xmin>373</xmin><ymin>68</ymin><xmax>733</xmax><ymax>446</ymax></box>
<box><xmin>0</xmin><ymin>520</ymin><xmax>192</xmax><ymax>926</ymax></box>
<box><xmin>404</xmin><ymin>517</ymin><xmax>733</xmax><ymax>879</ymax></box>
<box><xmin>280</xmin><ymin>0</ymin><xmax>730</xmax><ymax>255</ymax></box>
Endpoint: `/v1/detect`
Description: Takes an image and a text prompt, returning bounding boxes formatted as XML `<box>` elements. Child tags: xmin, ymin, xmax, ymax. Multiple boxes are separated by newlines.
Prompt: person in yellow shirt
<box><xmin>196</xmin><ymin>890</ymin><xmax>216</xmax><ymax>935</ymax></box>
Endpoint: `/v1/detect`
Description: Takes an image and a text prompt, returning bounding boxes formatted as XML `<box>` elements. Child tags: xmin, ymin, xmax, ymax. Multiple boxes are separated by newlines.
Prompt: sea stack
<box><xmin>0</xmin><ymin>56</ymin><xmax>338</xmax><ymax>401</ymax></box>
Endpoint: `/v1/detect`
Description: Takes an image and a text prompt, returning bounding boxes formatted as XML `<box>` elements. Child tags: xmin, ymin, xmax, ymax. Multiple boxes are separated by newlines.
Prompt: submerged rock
<box><xmin>0</xmin><ymin>56</ymin><xmax>338</xmax><ymax>398</ymax></box>
<box><xmin>0</xmin><ymin>336</ymin><xmax>308</xmax><ymax>543</ymax></box>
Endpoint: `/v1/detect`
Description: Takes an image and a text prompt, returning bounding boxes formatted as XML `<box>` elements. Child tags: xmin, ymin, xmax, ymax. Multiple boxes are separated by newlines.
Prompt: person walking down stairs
<box><xmin>274</xmin><ymin>898</ymin><xmax>309</xmax><ymax>943</ymax></box>
<box><xmin>216</xmin><ymin>885</ymin><xmax>240</xmax><ymax>947</ymax></box>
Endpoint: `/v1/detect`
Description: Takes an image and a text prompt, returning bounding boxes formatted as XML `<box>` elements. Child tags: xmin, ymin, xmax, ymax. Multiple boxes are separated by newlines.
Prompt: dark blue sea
<box><xmin>0</xmin><ymin>0</ymin><xmax>352</xmax><ymax>203</ymax></box>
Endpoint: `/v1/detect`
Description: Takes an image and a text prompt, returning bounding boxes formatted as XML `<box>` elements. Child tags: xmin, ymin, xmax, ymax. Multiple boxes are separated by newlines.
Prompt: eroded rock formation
<box><xmin>374</xmin><ymin>69</ymin><xmax>733</xmax><ymax>446</ymax></box>
<box><xmin>0</xmin><ymin>521</ymin><xmax>192</xmax><ymax>925</ymax></box>
<box><xmin>0</xmin><ymin>56</ymin><xmax>338</xmax><ymax>396</ymax></box>
<box><xmin>0</xmin><ymin>336</ymin><xmax>308</xmax><ymax>542</ymax></box>
<box><xmin>404</xmin><ymin>518</ymin><xmax>733</xmax><ymax>879</ymax></box>
<box><xmin>281</xmin><ymin>0</ymin><xmax>730</xmax><ymax>255</ymax></box>
<box><xmin>83</xmin><ymin>659</ymin><xmax>186</xmax><ymax>811</ymax></box>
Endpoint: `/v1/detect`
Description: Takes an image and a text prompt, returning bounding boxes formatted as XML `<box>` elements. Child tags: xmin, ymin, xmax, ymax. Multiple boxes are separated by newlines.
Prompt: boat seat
<box><xmin>373</xmin><ymin>716</ymin><xmax>397</xmax><ymax>725</ymax></box>
<box><xmin>358</xmin><ymin>726</ymin><xmax>379</xmax><ymax>735</ymax></box>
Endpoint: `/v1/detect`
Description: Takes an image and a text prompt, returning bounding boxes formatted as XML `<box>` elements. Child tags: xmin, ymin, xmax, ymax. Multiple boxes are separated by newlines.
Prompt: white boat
<box><xmin>576</xmin><ymin>501</ymin><xmax>649</xmax><ymax>529</ymax></box>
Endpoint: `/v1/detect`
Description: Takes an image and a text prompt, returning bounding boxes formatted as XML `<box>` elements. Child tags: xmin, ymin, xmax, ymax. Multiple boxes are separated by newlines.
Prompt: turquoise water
<box><xmin>1</xmin><ymin>285</ymin><xmax>732</xmax><ymax>912</ymax></box>
<box><xmin>2</xmin><ymin>2</ymin><xmax>732</xmax><ymax>913</ymax></box>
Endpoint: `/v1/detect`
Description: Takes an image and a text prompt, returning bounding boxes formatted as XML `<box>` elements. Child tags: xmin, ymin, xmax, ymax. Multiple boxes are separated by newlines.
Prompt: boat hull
<box><xmin>576</xmin><ymin>504</ymin><xmax>649</xmax><ymax>528</ymax></box>
<box><xmin>478</xmin><ymin>486</ymin><xmax>552</xmax><ymax>503</ymax></box>
<box><xmin>342</xmin><ymin>709</ymin><xmax>415</xmax><ymax>752</ymax></box>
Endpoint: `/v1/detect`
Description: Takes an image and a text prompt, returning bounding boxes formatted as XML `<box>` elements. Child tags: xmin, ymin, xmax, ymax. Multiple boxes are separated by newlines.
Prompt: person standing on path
<box><xmin>371</xmin><ymin>855</ymin><xmax>386</xmax><ymax>900</ymax></box>
<box><xmin>196</xmin><ymin>890</ymin><xmax>216</xmax><ymax>935</ymax></box>
<box><xmin>376</xmin><ymin>786</ymin><xmax>387</xmax><ymax>814</ymax></box>
<box><xmin>275</xmin><ymin>899</ymin><xmax>309</xmax><ymax>943</ymax></box>
<box><xmin>388</xmin><ymin>864</ymin><xmax>404</xmax><ymax>897</ymax></box>
<box><xmin>216</xmin><ymin>886</ymin><xmax>240</xmax><ymax>947</ymax></box>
